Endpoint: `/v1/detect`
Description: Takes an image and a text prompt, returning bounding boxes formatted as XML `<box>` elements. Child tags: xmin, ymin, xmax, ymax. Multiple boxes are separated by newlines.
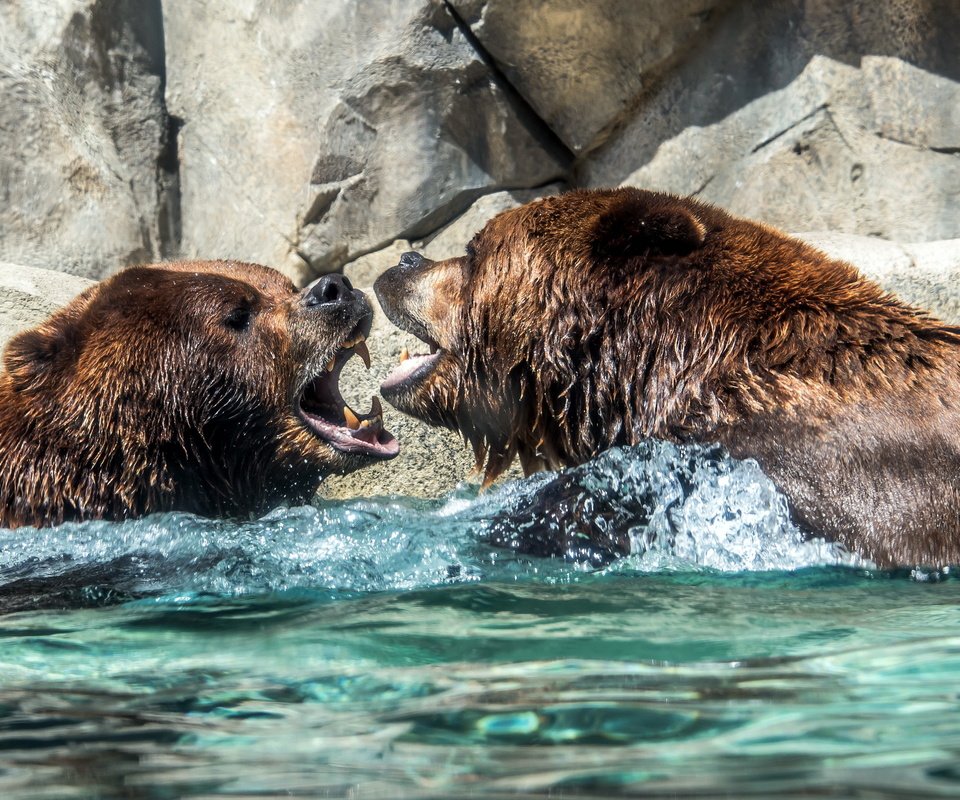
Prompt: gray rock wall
<box><xmin>2</xmin><ymin>0</ymin><xmax>957</xmax><ymax>282</ymax></box>
<box><xmin>621</xmin><ymin>56</ymin><xmax>960</xmax><ymax>241</ymax></box>
<box><xmin>0</xmin><ymin>264</ymin><xmax>93</xmax><ymax>351</ymax></box>
<box><xmin>0</xmin><ymin>0</ymin><xmax>177</xmax><ymax>279</ymax></box>
<box><xmin>163</xmin><ymin>0</ymin><xmax>569</xmax><ymax>284</ymax></box>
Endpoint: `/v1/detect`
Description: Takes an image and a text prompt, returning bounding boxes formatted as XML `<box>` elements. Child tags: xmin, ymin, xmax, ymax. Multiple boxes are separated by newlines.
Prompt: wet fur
<box><xmin>0</xmin><ymin>261</ymin><xmax>371</xmax><ymax>528</ymax></box>
<box><xmin>376</xmin><ymin>188</ymin><xmax>960</xmax><ymax>567</ymax></box>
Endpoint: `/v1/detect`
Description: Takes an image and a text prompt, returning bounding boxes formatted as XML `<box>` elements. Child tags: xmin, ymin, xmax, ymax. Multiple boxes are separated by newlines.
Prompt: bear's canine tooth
<box><xmin>399</xmin><ymin>347</ymin><xmax>410</xmax><ymax>363</ymax></box>
<box><xmin>325</xmin><ymin>357</ymin><xmax>336</xmax><ymax>373</ymax></box>
<box><xmin>343</xmin><ymin>406</ymin><xmax>361</xmax><ymax>429</ymax></box>
<box><xmin>354</xmin><ymin>340</ymin><xmax>371</xmax><ymax>369</ymax></box>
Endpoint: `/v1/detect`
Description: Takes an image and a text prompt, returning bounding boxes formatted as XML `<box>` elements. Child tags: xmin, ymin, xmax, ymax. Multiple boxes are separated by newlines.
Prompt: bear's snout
<box><xmin>305</xmin><ymin>274</ymin><xmax>355</xmax><ymax>308</ymax></box>
<box><xmin>302</xmin><ymin>273</ymin><xmax>371</xmax><ymax>326</ymax></box>
<box><xmin>399</xmin><ymin>251</ymin><xmax>427</xmax><ymax>270</ymax></box>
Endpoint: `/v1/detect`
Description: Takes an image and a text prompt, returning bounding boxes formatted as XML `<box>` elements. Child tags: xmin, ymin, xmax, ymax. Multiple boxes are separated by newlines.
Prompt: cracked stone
<box><xmin>620</xmin><ymin>56</ymin><xmax>960</xmax><ymax>242</ymax></box>
<box><xmin>447</xmin><ymin>0</ymin><xmax>721</xmax><ymax>154</ymax></box>
<box><xmin>163</xmin><ymin>0</ymin><xmax>568</xmax><ymax>282</ymax></box>
<box><xmin>0</xmin><ymin>0</ymin><xmax>174</xmax><ymax>279</ymax></box>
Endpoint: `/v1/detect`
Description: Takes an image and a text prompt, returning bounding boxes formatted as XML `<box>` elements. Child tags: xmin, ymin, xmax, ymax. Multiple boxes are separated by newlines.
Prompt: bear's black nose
<box><xmin>399</xmin><ymin>251</ymin><xmax>424</xmax><ymax>270</ymax></box>
<box><xmin>306</xmin><ymin>273</ymin><xmax>354</xmax><ymax>307</ymax></box>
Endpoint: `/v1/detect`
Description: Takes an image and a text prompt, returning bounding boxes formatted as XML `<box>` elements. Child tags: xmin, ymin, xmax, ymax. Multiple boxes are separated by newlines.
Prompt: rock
<box><xmin>618</xmin><ymin>56</ymin><xmax>960</xmax><ymax>242</ymax></box>
<box><xmin>342</xmin><ymin>240</ymin><xmax>414</xmax><ymax>293</ymax></box>
<box><xmin>866</xmin><ymin>57</ymin><xmax>960</xmax><ymax>151</ymax></box>
<box><xmin>0</xmin><ymin>0</ymin><xmax>177</xmax><ymax>279</ymax></box>
<box><xmin>797</xmin><ymin>233</ymin><xmax>960</xmax><ymax>324</ymax></box>
<box><xmin>0</xmin><ymin>263</ymin><xmax>94</xmax><ymax>350</ymax></box>
<box><xmin>343</xmin><ymin>183</ymin><xmax>566</xmax><ymax>286</ymax></box>
<box><xmin>163</xmin><ymin>1</ymin><xmax>569</xmax><ymax>284</ymax></box>
<box><xmin>583</xmin><ymin>0</ymin><xmax>960</xmax><ymax>184</ymax></box>
<box><xmin>448</xmin><ymin>0</ymin><xmax>720</xmax><ymax>153</ymax></box>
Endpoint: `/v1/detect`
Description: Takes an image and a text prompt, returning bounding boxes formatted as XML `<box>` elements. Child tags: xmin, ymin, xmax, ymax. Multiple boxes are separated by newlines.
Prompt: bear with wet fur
<box><xmin>375</xmin><ymin>188</ymin><xmax>960</xmax><ymax>568</ymax></box>
<box><xmin>0</xmin><ymin>261</ymin><xmax>397</xmax><ymax>529</ymax></box>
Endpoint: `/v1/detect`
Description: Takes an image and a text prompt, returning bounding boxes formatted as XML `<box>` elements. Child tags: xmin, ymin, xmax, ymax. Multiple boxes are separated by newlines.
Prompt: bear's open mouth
<box><xmin>381</xmin><ymin>337</ymin><xmax>442</xmax><ymax>396</ymax></box>
<box><xmin>298</xmin><ymin>329</ymin><xmax>399</xmax><ymax>459</ymax></box>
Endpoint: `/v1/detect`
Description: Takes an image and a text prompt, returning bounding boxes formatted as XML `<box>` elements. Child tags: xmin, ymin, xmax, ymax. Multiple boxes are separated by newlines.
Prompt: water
<box><xmin>1</xmin><ymin>443</ymin><xmax>959</xmax><ymax>799</ymax></box>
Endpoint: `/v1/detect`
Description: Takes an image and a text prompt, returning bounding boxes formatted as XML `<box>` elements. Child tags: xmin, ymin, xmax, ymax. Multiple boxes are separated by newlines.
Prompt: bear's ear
<box><xmin>3</xmin><ymin>324</ymin><xmax>76</xmax><ymax>392</ymax></box>
<box><xmin>590</xmin><ymin>191</ymin><xmax>707</xmax><ymax>260</ymax></box>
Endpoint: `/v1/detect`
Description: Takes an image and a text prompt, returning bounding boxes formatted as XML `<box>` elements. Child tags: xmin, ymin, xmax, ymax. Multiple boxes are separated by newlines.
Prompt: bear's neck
<box><xmin>722</xmin><ymin>290</ymin><xmax>960</xmax><ymax>420</ymax></box>
<box><xmin>0</xmin><ymin>378</ymin><xmax>313</xmax><ymax>529</ymax></box>
<box><xmin>0</xmin><ymin>379</ymin><xmax>171</xmax><ymax>528</ymax></box>
<box><xmin>514</xmin><ymin>283</ymin><xmax>960</xmax><ymax>471</ymax></box>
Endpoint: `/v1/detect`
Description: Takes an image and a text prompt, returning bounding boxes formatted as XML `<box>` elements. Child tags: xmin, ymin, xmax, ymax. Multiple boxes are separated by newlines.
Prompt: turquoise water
<box><xmin>1</xmin><ymin>444</ymin><xmax>959</xmax><ymax>798</ymax></box>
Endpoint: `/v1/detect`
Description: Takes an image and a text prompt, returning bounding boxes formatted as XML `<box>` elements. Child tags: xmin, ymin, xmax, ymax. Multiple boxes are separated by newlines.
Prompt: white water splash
<box><xmin>0</xmin><ymin>442</ymin><xmax>864</xmax><ymax>604</ymax></box>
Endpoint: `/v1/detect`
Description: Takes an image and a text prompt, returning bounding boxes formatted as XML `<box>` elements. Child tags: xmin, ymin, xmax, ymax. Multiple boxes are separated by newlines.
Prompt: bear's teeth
<box><xmin>399</xmin><ymin>347</ymin><xmax>410</xmax><ymax>363</ymax></box>
<box><xmin>343</xmin><ymin>406</ymin><xmax>361</xmax><ymax>429</ymax></box>
<box><xmin>355</xmin><ymin>340</ymin><xmax>371</xmax><ymax>369</ymax></box>
<box><xmin>325</xmin><ymin>357</ymin><xmax>336</xmax><ymax>373</ymax></box>
<box><xmin>342</xmin><ymin>332</ymin><xmax>366</xmax><ymax>349</ymax></box>
<box><xmin>357</xmin><ymin>398</ymin><xmax>383</xmax><ymax>429</ymax></box>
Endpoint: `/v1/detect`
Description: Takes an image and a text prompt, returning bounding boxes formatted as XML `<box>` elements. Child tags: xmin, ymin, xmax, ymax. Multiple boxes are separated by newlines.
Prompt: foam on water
<box><xmin>0</xmin><ymin>442</ymin><xmax>864</xmax><ymax>606</ymax></box>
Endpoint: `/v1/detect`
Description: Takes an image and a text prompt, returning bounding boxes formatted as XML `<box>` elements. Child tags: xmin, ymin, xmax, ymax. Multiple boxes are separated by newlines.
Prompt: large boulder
<box><xmin>0</xmin><ymin>264</ymin><xmax>93</xmax><ymax>351</ymax></box>
<box><xmin>163</xmin><ymin>1</ymin><xmax>569</xmax><ymax>284</ymax></box>
<box><xmin>0</xmin><ymin>0</ymin><xmax>177</xmax><ymax>279</ymax></box>
<box><xmin>618</xmin><ymin>57</ymin><xmax>960</xmax><ymax>242</ymax></box>
<box><xmin>447</xmin><ymin>0</ymin><xmax>721</xmax><ymax>154</ymax></box>
<box><xmin>582</xmin><ymin>0</ymin><xmax>960</xmax><ymax>182</ymax></box>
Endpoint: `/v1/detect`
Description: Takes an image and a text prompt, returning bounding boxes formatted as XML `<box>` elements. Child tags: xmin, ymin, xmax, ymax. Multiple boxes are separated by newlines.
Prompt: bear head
<box><xmin>374</xmin><ymin>187</ymin><xmax>937</xmax><ymax>483</ymax></box>
<box><xmin>0</xmin><ymin>261</ymin><xmax>397</xmax><ymax>526</ymax></box>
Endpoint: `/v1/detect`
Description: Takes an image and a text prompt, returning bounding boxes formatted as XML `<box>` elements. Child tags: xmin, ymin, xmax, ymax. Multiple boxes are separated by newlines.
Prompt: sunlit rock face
<box><xmin>162</xmin><ymin>1</ymin><xmax>568</xmax><ymax>284</ymax></box>
<box><xmin>618</xmin><ymin>57</ymin><xmax>960</xmax><ymax>243</ymax></box>
<box><xmin>580</xmin><ymin>0</ymin><xmax>960</xmax><ymax>179</ymax></box>
<box><xmin>3</xmin><ymin>0</ymin><xmax>957</xmax><ymax>288</ymax></box>
<box><xmin>447</xmin><ymin>0</ymin><xmax>722</xmax><ymax>154</ymax></box>
<box><xmin>0</xmin><ymin>0</ymin><xmax>176</xmax><ymax>279</ymax></box>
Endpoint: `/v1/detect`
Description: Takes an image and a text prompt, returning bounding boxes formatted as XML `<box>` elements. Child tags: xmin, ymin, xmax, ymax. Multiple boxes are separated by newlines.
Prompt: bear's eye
<box><xmin>224</xmin><ymin>306</ymin><xmax>254</xmax><ymax>332</ymax></box>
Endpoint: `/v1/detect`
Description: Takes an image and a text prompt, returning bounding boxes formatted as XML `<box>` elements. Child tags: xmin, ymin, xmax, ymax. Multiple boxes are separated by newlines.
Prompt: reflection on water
<box><xmin>0</xmin><ymin>443</ymin><xmax>957</xmax><ymax>798</ymax></box>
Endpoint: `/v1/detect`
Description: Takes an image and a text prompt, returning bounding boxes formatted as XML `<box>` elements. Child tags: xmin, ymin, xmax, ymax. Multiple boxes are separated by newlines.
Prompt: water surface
<box><xmin>1</xmin><ymin>444</ymin><xmax>958</xmax><ymax>798</ymax></box>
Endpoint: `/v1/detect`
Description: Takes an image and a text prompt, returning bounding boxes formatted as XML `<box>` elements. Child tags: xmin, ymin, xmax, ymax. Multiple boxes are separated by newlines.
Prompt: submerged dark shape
<box><xmin>375</xmin><ymin>187</ymin><xmax>960</xmax><ymax>568</ymax></box>
<box><xmin>486</xmin><ymin>442</ymin><xmax>723</xmax><ymax>568</ymax></box>
<box><xmin>0</xmin><ymin>261</ymin><xmax>397</xmax><ymax>529</ymax></box>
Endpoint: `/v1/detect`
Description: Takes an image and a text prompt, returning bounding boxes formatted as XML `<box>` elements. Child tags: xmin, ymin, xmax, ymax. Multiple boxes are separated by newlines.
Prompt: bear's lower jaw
<box><xmin>380</xmin><ymin>351</ymin><xmax>441</xmax><ymax>396</ymax></box>
<box><xmin>296</xmin><ymin>338</ymin><xmax>399</xmax><ymax>460</ymax></box>
<box><xmin>299</xmin><ymin>406</ymin><xmax>399</xmax><ymax>459</ymax></box>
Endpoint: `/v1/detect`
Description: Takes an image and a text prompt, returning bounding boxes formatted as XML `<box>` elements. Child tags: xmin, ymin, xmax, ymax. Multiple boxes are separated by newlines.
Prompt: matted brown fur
<box><xmin>0</xmin><ymin>260</ymin><xmax>378</xmax><ymax>528</ymax></box>
<box><xmin>375</xmin><ymin>188</ymin><xmax>960</xmax><ymax>567</ymax></box>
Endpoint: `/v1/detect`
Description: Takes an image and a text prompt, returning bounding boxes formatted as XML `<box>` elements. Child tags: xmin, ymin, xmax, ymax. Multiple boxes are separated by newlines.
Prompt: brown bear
<box><xmin>374</xmin><ymin>188</ymin><xmax>960</xmax><ymax>568</ymax></box>
<box><xmin>0</xmin><ymin>260</ymin><xmax>397</xmax><ymax>529</ymax></box>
